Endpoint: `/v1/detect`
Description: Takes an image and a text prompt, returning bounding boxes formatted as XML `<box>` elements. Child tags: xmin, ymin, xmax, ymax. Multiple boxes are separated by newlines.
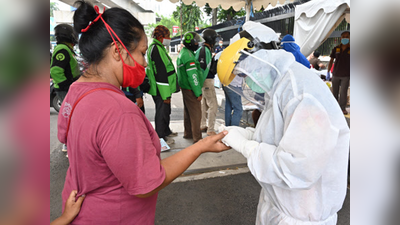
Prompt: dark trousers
<box><xmin>182</xmin><ymin>89</ymin><xmax>202</xmax><ymax>142</ymax></box>
<box><xmin>125</xmin><ymin>95</ymin><xmax>145</xmax><ymax>113</ymax></box>
<box><xmin>332</xmin><ymin>76</ymin><xmax>350</xmax><ymax>111</ymax></box>
<box><xmin>152</xmin><ymin>95</ymin><xmax>172</xmax><ymax>139</ymax></box>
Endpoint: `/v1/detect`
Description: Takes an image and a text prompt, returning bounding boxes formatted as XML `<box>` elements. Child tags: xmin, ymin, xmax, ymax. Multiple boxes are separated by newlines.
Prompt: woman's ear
<box><xmin>109</xmin><ymin>42</ymin><xmax>122</xmax><ymax>62</ymax></box>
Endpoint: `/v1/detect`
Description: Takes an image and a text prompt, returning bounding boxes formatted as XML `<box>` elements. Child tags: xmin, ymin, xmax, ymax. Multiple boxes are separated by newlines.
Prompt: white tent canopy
<box><xmin>293</xmin><ymin>0</ymin><xmax>350</xmax><ymax>57</ymax></box>
<box><xmin>156</xmin><ymin>0</ymin><xmax>295</xmax><ymax>21</ymax></box>
<box><xmin>156</xmin><ymin>0</ymin><xmax>293</xmax><ymax>11</ymax></box>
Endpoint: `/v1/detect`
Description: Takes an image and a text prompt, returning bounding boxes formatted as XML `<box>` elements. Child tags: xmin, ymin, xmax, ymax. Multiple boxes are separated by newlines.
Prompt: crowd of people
<box><xmin>50</xmin><ymin>1</ymin><xmax>350</xmax><ymax>224</ymax></box>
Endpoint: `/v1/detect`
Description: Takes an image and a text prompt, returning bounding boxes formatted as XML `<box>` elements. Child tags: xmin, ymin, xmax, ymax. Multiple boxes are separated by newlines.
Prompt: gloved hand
<box><xmin>326</xmin><ymin>71</ymin><xmax>331</xmax><ymax>81</ymax></box>
<box><xmin>224</xmin><ymin>126</ymin><xmax>255</xmax><ymax>140</ymax></box>
<box><xmin>221</xmin><ymin>128</ymin><xmax>259</xmax><ymax>158</ymax></box>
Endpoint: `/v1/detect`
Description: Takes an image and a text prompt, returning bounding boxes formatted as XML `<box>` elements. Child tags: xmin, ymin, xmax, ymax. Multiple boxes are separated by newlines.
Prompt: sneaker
<box><xmin>166</xmin><ymin>138</ymin><xmax>175</xmax><ymax>145</ymax></box>
<box><xmin>62</xmin><ymin>144</ymin><xmax>68</xmax><ymax>152</ymax></box>
<box><xmin>200</xmin><ymin>127</ymin><xmax>208</xmax><ymax>133</ymax></box>
<box><xmin>167</xmin><ymin>132</ymin><xmax>178</xmax><ymax>137</ymax></box>
<box><xmin>207</xmin><ymin>131</ymin><xmax>217</xmax><ymax>136</ymax></box>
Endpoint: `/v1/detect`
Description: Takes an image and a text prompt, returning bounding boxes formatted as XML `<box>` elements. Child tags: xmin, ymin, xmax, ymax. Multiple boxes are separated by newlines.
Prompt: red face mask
<box><xmin>103</xmin><ymin>18</ymin><xmax>146</xmax><ymax>88</ymax></box>
<box><xmin>119</xmin><ymin>50</ymin><xmax>146</xmax><ymax>88</ymax></box>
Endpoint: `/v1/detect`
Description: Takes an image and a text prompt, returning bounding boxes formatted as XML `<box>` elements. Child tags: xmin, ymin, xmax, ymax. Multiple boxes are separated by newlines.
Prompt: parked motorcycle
<box><xmin>50</xmin><ymin>56</ymin><xmax>85</xmax><ymax>113</ymax></box>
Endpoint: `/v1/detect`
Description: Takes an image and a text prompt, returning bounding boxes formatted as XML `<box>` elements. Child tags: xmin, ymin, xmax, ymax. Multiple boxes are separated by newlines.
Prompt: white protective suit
<box><xmin>222</xmin><ymin>48</ymin><xmax>350</xmax><ymax>224</ymax></box>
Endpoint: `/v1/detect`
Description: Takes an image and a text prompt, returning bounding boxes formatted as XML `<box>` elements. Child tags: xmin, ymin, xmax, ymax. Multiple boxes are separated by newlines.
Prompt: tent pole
<box><xmin>180</xmin><ymin>0</ymin><xmax>183</xmax><ymax>39</ymax></box>
<box><xmin>245</xmin><ymin>0</ymin><xmax>251</xmax><ymax>22</ymax></box>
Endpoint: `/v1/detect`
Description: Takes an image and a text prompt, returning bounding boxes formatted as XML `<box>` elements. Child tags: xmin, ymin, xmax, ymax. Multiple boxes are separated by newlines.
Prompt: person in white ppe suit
<box><xmin>219</xmin><ymin>21</ymin><xmax>350</xmax><ymax>225</ymax></box>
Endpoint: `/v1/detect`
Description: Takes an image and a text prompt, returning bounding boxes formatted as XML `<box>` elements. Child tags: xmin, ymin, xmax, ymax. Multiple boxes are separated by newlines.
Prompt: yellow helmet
<box><xmin>217</xmin><ymin>37</ymin><xmax>254</xmax><ymax>86</ymax></box>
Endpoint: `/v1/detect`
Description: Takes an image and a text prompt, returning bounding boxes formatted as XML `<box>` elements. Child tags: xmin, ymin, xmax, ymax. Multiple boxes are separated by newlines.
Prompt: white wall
<box><xmin>138</xmin><ymin>12</ymin><xmax>156</xmax><ymax>25</ymax></box>
<box><xmin>53</xmin><ymin>10</ymin><xmax>74</xmax><ymax>24</ymax></box>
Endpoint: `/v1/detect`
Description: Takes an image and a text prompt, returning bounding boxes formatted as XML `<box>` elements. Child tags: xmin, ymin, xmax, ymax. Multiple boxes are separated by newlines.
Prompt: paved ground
<box><xmin>155</xmin><ymin>172</ymin><xmax>350</xmax><ymax>225</ymax></box>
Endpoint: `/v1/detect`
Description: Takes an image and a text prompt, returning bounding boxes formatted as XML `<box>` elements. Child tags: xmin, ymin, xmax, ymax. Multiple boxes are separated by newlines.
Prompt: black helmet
<box><xmin>183</xmin><ymin>31</ymin><xmax>204</xmax><ymax>52</ymax></box>
<box><xmin>54</xmin><ymin>23</ymin><xmax>78</xmax><ymax>44</ymax></box>
<box><xmin>202</xmin><ymin>29</ymin><xmax>218</xmax><ymax>45</ymax></box>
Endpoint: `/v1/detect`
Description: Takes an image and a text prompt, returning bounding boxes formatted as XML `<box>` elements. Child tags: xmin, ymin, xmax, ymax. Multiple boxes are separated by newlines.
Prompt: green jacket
<box><xmin>50</xmin><ymin>43</ymin><xmax>80</xmax><ymax>90</ymax></box>
<box><xmin>176</xmin><ymin>47</ymin><xmax>204</xmax><ymax>97</ymax></box>
<box><xmin>146</xmin><ymin>39</ymin><xmax>178</xmax><ymax>100</ymax></box>
<box><xmin>195</xmin><ymin>45</ymin><xmax>212</xmax><ymax>79</ymax></box>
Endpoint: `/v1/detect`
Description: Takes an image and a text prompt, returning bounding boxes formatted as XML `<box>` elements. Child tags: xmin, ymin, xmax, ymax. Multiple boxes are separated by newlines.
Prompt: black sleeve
<box><xmin>51</xmin><ymin>49</ymin><xmax>71</xmax><ymax>72</ymax></box>
<box><xmin>129</xmin><ymin>87</ymin><xmax>142</xmax><ymax>98</ymax></box>
<box><xmin>198</xmin><ymin>46</ymin><xmax>207</xmax><ymax>71</ymax></box>
<box><xmin>51</xmin><ymin>49</ymin><xmax>74</xmax><ymax>90</ymax></box>
<box><xmin>209</xmin><ymin>55</ymin><xmax>217</xmax><ymax>75</ymax></box>
<box><xmin>151</xmin><ymin>45</ymin><xmax>169</xmax><ymax>83</ymax></box>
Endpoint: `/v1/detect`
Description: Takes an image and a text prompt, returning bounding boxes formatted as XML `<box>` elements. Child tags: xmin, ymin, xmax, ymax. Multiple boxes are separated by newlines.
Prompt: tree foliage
<box><xmin>172</xmin><ymin>1</ymin><xmax>204</xmax><ymax>36</ymax></box>
<box><xmin>50</xmin><ymin>2</ymin><xmax>59</xmax><ymax>17</ymax></box>
<box><xmin>203</xmin><ymin>3</ymin><xmax>246</xmax><ymax>23</ymax></box>
<box><xmin>145</xmin><ymin>13</ymin><xmax>180</xmax><ymax>37</ymax></box>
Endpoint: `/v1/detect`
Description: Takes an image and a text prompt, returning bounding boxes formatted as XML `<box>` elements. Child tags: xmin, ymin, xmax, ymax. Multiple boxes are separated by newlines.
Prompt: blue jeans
<box><xmin>223</xmin><ymin>86</ymin><xmax>243</xmax><ymax>126</ymax></box>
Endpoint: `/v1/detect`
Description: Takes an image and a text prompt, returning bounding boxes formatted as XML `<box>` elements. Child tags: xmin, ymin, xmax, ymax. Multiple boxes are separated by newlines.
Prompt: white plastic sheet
<box><xmin>293</xmin><ymin>0</ymin><xmax>350</xmax><ymax>57</ymax></box>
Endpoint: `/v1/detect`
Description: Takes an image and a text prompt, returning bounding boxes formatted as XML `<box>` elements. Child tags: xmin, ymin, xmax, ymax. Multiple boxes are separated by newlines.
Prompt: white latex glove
<box><xmin>222</xmin><ymin>128</ymin><xmax>259</xmax><ymax>158</ymax></box>
<box><xmin>224</xmin><ymin>126</ymin><xmax>255</xmax><ymax>140</ymax></box>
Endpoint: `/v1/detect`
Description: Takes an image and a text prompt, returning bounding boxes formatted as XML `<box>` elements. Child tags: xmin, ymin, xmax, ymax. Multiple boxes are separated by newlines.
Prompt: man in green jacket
<box><xmin>50</xmin><ymin>23</ymin><xmax>80</xmax><ymax>153</ymax></box>
<box><xmin>50</xmin><ymin>24</ymin><xmax>80</xmax><ymax>103</ymax></box>
<box><xmin>146</xmin><ymin>25</ymin><xmax>179</xmax><ymax>145</ymax></box>
<box><xmin>177</xmin><ymin>31</ymin><xmax>204</xmax><ymax>143</ymax></box>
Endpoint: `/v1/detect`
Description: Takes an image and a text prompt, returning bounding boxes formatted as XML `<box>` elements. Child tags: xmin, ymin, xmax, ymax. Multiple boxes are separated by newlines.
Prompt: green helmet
<box><xmin>183</xmin><ymin>31</ymin><xmax>204</xmax><ymax>52</ymax></box>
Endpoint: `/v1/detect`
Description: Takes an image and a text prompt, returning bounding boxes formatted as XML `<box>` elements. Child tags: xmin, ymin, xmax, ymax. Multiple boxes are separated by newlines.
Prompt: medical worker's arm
<box><xmin>136</xmin><ymin>131</ymin><xmax>230</xmax><ymax>198</ymax></box>
<box><xmin>224</xmin><ymin>95</ymin><xmax>340</xmax><ymax>189</ymax></box>
<box><xmin>185</xmin><ymin>61</ymin><xmax>203</xmax><ymax>97</ymax></box>
<box><xmin>253</xmin><ymin>95</ymin><xmax>340</xmax><ymax>189</ymax></box>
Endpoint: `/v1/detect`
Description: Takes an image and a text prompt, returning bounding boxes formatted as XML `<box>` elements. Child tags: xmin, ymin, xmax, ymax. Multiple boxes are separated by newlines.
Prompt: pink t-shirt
<box><xmin>57</xmin><ymin>82</ymin><xmax>165</xmax><ymax>224</ymax></box>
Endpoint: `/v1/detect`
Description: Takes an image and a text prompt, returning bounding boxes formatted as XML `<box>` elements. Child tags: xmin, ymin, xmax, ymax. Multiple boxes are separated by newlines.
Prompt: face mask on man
<box><xmin>244</xmin><ymin>70</ymin><xmax>275</xmax><ymax>94</ymax></box>
<box><xmin>341</xmin><ymin>38</ymin><xmax>350</xmax><ymax>45</ymax></box>
<box><xmin>219</xmin><ymin>43</ymin><xmax>223</xmax><ymax>47</ymax></box>
<box><xmin>162</xmin><ymin>38</ymin><xmax>171</xmax><ymax>47</ymax></box>
<box><xmin>245</xmin><ymin>76</ymin><xmax>265</xmax><ymax>94</ymax></box>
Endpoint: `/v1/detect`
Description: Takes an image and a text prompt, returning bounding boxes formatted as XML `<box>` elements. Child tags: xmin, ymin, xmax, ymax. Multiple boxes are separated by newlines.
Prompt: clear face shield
<box><xmin>225</xmin><ymin>49</ymin><xmax>282</xmax><ymax>110</ymax></box>
<box><xmin>193</xmin><ymin>34</ymin><xmax>205</xmax><ymax>45</ymax></box>
<box><xmin>187</xmin><ymin>33</ymin><xmax>204</xmax><ymax>51</ymax></box>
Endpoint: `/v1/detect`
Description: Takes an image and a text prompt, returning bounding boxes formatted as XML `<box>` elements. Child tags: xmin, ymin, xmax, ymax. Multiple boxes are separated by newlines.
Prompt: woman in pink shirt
<box><xmin>56</xmin><ymin>1</ymin><xmax>230</xmax><ymax>224</ymax></box>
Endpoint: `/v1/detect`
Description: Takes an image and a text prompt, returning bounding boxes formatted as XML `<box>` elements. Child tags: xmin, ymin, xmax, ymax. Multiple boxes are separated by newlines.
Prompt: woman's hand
<box><xmin>196</xmin><ymin>131</ymin><xmax>231</xmax><ymax>153</ymax></box>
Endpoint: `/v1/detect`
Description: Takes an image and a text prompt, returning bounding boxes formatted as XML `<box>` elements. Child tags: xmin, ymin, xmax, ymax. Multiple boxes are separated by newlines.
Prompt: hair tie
<box><xmin>81</xmin><ymin>6</ymin><xmax>106</xmax><ymax>33</ymax></box>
